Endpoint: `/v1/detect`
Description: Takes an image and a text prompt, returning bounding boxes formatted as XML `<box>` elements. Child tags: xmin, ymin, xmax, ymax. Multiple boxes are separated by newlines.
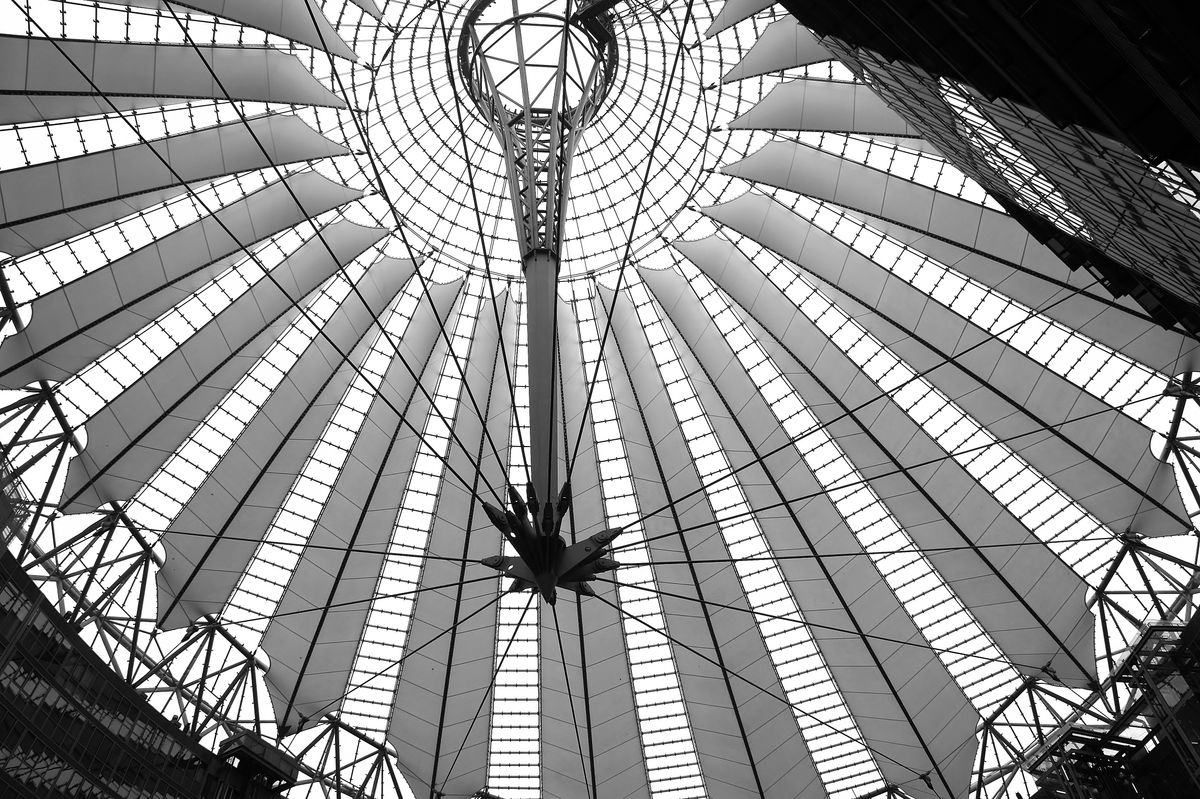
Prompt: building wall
<box><xmin>815</xmin><ymin>36</ymin><xmax>1200</xmax><ymax>332</ymax></box>
<box><xmin>776</xmin><ymin>1</ymin><xmax>1200</xmax><ymax>172</ymax></box>
<box><xmin>0</xmin><ymin>544</ymin><xmax>286</xmax><ymax>798</ymax></box>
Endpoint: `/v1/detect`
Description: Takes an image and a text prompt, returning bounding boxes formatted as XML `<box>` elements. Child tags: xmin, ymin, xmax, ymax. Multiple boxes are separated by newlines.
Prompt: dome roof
<box><xmin>2</xmin><ymin>2</ymin><xmax>1198</xmax><ymax>798</ymax></box>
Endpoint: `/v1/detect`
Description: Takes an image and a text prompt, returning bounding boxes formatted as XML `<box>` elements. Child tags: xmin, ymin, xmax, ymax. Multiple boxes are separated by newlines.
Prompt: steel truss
<box><xmin>457</xmin><ymin>0</ymin><xmax>618</xmax><ymax>260</ymax></box>
<box><xmin>0</xmin><ymin>316</ymin><xmax>408</xmax><ymax>799</ymax></box>
<box><xmin>969</xmin><ymin>374</ymin><xmax>1200</xmax><ymax>798</ymax></box>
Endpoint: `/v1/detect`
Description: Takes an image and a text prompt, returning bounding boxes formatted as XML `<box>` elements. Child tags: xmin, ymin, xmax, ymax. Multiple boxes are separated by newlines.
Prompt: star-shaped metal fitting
<box><xmin>480</xmin><ymin>482</ymin><xmax>622</xmax><ymax>605</ymax></box>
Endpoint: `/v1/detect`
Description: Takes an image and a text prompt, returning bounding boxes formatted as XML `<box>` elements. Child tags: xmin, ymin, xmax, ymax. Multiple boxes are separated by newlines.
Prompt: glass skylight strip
<box><xmin>794</xmin><ymin>132</ymin><xmax>997</xmax><ymax>207</ymax></box>
<box><xmin>939</xmin><ymin>79</ymin><xmax>1092</xmax><ymax>240</ymax></box>
<box><xmin>487</xmin><ymin>594</ymin><xmax>541</xmax><ymax>799</ymax></box>
<box><xmin>679</xmin><ymin>261</ymin><xmax>1022</xmax><ymax>714</ymax></box>
<box><xmin>793</xmin><ymin>62</ymin><xmax>859</xmax><ymax>83</ymax></box>
<box><xmin>0</xmin><ymin>103</ymin><xmax>285</xmax><ymax>172</ymax></box>
<box><xmin>567</xmin><ymin>280</ymin><xmax>706</xmax><ymax>799</ymax></box>
<box><xmin>129</xmin><ymin>255</ymin><xmax>381</xmax><ymax>531</ymax></box>
<box><xmin>625</xmin><ymin>276</ymin><xmax>886</xmax><ymax>799</ymax></box>
<box><xmin>53</xmin><ymin>225</ymin><xmax>320</xmax><ymax>427</ymax></box>
<box><xmin>740</xmin><ymin>240</ymin><xmax>1174</xmax><ymax>643</ymax></box>
<box><xmin>3</xmin><ymin>169</ymin><xmax>279</xmax><ymax>304</ymax></box>
<box><xmin>339</xmin><ymin>282</ymin><xmax>485</xmax><ymax>736</ymax></box>
<box><xmin>1</xmin><ymin>1</ymin><xmax>274</xmax><ymax>48</ymax></box>
<box><xmin>218</xmin><ymin>283</ymin><xmax>423</xmax><ymax>649</ymax></box>
<box><xmin>788</xmin><ymin>194</ymin><xmax>1170</xmax><ymax>429</ymax></box>
<box><xmin>488</xmin><ymin>285</ymin><xmax>540</xmax><ymax>799</ymax></box>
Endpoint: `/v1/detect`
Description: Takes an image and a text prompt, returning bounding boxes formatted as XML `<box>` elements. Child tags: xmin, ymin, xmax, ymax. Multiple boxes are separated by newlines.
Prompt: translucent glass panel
<box><xmin>0</xmin><ymin>103</ymin><xmax>286</xmax><ymax>171</ymax></box>
<box><xmin>794</xmin><ymin>60</ymin><xmax>859</xmax><ymax>82</ymax></box>
<box><xmin>626</xmin><ymin>276</ymin><xmax>886</xmax><ymax>799</ymax></box>
<box><xmin>487</xmin><ymin>593</ymin><xmax>541</xmax><ymax>799</ymax></box>
<box><xmin>2</xmin><ymin>1</ymin><xmax>275</xmax><ymax>46</ymax></box>
<box><xmin>488</xmin><ymin>286</ymin><xmax>540</xmax><ymax>799</ymax></box>
<box><xmin>1150</xmin><ymin>161</ymin><xmax>1200</xmax><ymax>223</ymax></box>
<box><xmin>939</xmin><ymin>79</ymin><xmax>1091</xmax><ymax>239</ymax></box>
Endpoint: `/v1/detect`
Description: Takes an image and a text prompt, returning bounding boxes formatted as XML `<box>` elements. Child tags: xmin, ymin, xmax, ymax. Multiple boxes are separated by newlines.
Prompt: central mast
<box><xmin>460</xmin><ymin>0</ymin><xmax>618</xmax><ymax>503</ymax></box>
<box><xmin>460</xmin><ymin>0</ymin><xmax>623</xmax><ymax>603</ymax></box>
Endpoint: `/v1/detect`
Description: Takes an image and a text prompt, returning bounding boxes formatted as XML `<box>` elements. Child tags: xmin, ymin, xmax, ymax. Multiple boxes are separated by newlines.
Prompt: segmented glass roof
<box><xmin>3</xmin><ymin>3</ymin><xmax>1200</xmax><ymax>799</ymax></box>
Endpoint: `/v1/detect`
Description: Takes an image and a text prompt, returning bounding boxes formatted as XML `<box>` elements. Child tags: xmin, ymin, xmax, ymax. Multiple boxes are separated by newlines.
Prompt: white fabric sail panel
<box><xmin>730</xmin><ymin>79</ymin><xmax>919</xmax><ymax>136</ymax></box>
<box><xmin>826</xmin><ymin>267</ymin><xmax>1189</xmax><ymax>538</ymax></box>
<box><xmin>0</xmin><ymin>114</ymin><xmax>349</xmax><ymax>256</ymax></box>
<box><xmin>258</xmin><ymin>279</ymin><xmax>463</xmax><ymax>734</ymax></box>
<box><xmin>637</xmin><ymin>271</ymin><xmax>979</xmax><ymax>799</ymax></box>
<box><xmin>544</xmin><ymin>563</ymin><xmax>648</xmax><ymax>797</ymax></box>
<box><xmin>0</xmin><ymin>186</ymin><xmax>193</xmax><ymax>259</ymax></box>
<box><xmin>347</xmin><ymin>0</ymin><xmax>383</xmax><ymax>19</ymax></box>
<box><xmin>722</xmin><ymin>19</ymin><xmax>831</xmax><ymax>83</ymax></box>
<box><xmin>734</xmin><ymin>142</ymin><xmax>1200</xmax><ymax>371</ymax></box>
<box><xmin>706</xmin><ymin>194</ymin><xmax>1190</xmax><ymax>538</ymax></box>
<box><xmin>425</xmin><ymin>288</ymin><xmax>518</xmax><ymax>528</ymax></box>
<box><xmin>60</xmin><ymin>220</ymin><xmax>387</xmax><ymax>514</ymax></box>
<box><xmin>123</xmin><ymin>0</ymin><xmax>358</xmax><ymax>61</ymax></box>
<box><xmin>264</xmin><ymin>282</ymin><xmax>468</xmax><ymax>735</ymax></box>
<box><xmin>385</xmin><ymin>289</ymin><xmax>515</xmax><ymax>798</ymax></box>
<box><xmin>557</xmin><ymin>297</ymin><xmax>604</xmax><ymax>549</ymax></box>
<box><xmin>835</xmin><ymin>208</ymin><xmax>1200</xmax><ymax>375</ymax></box>
<box><xmin>724</xmin><ymin>139</ymin><xmax>1035</xmax><ymax>254</ymax></box>
<box><xmin>601</xmin><ymin>290</ymin><xmax>826</xmax><ymax>798</ymax></box>
<box><xmin>539</xmin><ymin>298</ymin><xmax>635</xmax><ymax>799</ymax></box>
<box><xmin>704</xmin><ymin>0</ymin><xmax>775</xmax><ymax>38</ymax></box>
<box><xmin>0</xmin><ymin>172</ymin><xmax>361</xmax><ymax>388</ymax></box>
<box><xmin>538</xmin><ymin>582</ymin><xmax>649</xmax><ymax>799</ymax></box>
<box><xmin>0</xmin><ymin>36</ymin><xmax>345</xmax><ymax>124</ymax></box>
<box><xmin>156</xmin><ymin>257</ymin><xmax>428</xmax><ymax>630</ymax></box>
<box><xmin>541</xmin><ymin>297</ymin><xmax>593</xmax><ymax>799</ymax></box>
<box><xmin>543</xmin><ymin>297</ymin><xmax>651</xmax><ymax>799</ymax></box>
<box><xmin>0</xmin><ymin>94</ymin><xmax>166</xmax><ymax>126</ymax></box>
<box><xmin>674</xmin><ymin>234</ymin><xmax>1099</xmax><ymax>686</ymax></box>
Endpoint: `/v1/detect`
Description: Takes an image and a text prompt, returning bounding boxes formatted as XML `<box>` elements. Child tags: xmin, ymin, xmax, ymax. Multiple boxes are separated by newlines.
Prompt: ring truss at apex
<box><xmin>2</xmin><ymin>2</ymin><xmax>1200</xmax><ymax>799</ymax></box>
<box><xmin>320</xmin><ymin>0</ymin><xmax>763</xmax><ymax>278</ymax></box>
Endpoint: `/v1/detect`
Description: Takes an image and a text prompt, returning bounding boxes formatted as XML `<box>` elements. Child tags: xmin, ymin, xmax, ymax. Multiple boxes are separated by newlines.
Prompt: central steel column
<box><xmin>524</xmin><ymin>248</ymin><xmax>559</xmax><ymax>503</ymax></box>
<box><xmin>460</xmin><ymin>0</ymin><xmax>617</xmax><ymax>505</ymax></box>
<box><xmin>466</xmin><ymin>0</ymin><xmax>626</xmax><ymax>604</ymax></box>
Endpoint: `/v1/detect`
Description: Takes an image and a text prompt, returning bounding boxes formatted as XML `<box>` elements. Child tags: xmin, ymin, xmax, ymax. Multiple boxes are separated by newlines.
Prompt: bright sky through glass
<box><xmin>466</xmin><ymin>0</ymin><xmax>605</xmax><ymax>116</ymax></box>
